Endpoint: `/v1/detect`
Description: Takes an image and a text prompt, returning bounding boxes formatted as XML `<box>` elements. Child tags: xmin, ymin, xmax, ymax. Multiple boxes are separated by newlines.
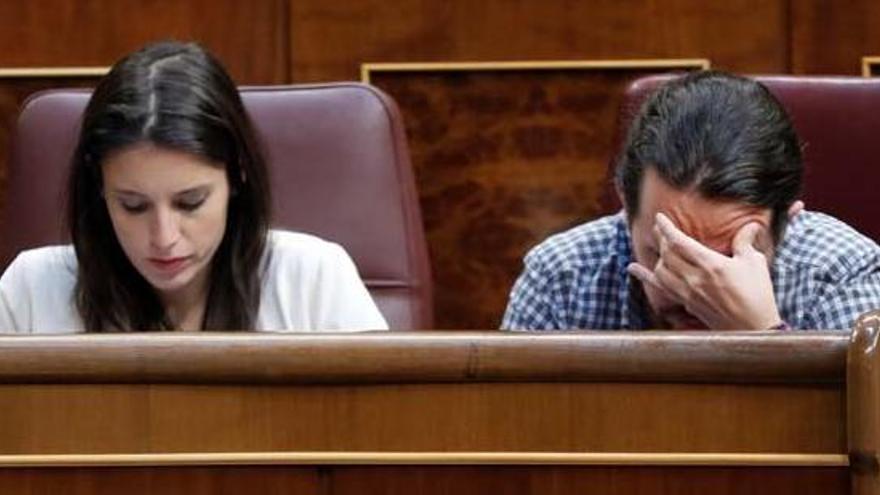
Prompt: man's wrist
<box><xmin>767</xmin><ymin>320</ymin><xmax>792</xmax><ymax>331</ymax></box>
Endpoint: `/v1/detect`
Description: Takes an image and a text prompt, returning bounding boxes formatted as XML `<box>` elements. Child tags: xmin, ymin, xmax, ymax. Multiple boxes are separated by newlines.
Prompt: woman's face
<box><xmin>101</xmin><ymin>143</ymin><xmax>231</xmax><ymax>301</ymax></box>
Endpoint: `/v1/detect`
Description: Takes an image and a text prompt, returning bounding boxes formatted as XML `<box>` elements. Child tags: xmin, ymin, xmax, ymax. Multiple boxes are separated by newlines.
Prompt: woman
<box><xmin>0</xmin><ymin>41</ymin><xmax>387</xmax><ymax>332</ymax></box>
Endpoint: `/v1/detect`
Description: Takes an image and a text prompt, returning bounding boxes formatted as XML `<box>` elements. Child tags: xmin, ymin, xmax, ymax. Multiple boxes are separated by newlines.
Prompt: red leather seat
<box><xmin>610</xmin><ymin>74</ymin><xmax>880</xmax><ymax>241</ymax></box>
<box><xmin>1</xmin><ymin>83</ymin><xmax>433</xmax><ymax>329</ymax></box>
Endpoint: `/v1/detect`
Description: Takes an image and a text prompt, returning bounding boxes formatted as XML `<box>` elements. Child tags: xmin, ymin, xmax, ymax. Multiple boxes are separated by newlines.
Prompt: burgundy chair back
<box><xmin>1</xmin><ymin>83</ymin><xmax>433</xmax><ymax>329</ymax></box>
<box><xmin>610</xmin><ymin>74</ymin><xmax>880</xmax><ymax>241</ymax></box>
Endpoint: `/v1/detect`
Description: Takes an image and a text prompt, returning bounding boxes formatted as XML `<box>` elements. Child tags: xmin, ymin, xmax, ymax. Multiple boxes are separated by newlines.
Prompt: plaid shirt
<box><xmin>502</xmin><ymin>210</ymin><xmax>880</xmax><ymax>330</ymax></box>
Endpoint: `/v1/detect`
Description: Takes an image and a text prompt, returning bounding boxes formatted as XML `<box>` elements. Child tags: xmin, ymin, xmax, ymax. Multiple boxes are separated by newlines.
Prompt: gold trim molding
<box><xmin>862</xmin><ymin>56</ymin><xmax>880</xmax><ymax>77</ymax></box>
<box><xmin>361</xmin><ymin>58</ymin><xmax>710</xmax><ymax>84</ymax></box>
<box><xmin>0</xmin><ymin>451</ymin><xmax>848</xmax><ymax>468</ymax></box>
<box><xmin>0</xmin><ymin>67</ymin><xmax>109</xmax><ymax>78</ymax></box>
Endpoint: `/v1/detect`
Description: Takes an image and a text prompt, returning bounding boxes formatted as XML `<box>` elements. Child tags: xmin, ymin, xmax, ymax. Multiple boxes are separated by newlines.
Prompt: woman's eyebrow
<box><xmin>174</xmin><ymin>185</ymin><xmax>212</xmax><ymax>197</ymax></box>
<box><xmin>109</xmin><ymin>189</ymin><xmax>148</xmax><ymax>198</ymax></box>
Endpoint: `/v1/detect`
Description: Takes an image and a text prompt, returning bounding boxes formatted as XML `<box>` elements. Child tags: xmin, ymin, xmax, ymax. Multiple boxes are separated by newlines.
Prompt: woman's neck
<box><xmin>159</xmin><ymin>270</ymin><xmax>210</xmax><ymax>332</ymax></box>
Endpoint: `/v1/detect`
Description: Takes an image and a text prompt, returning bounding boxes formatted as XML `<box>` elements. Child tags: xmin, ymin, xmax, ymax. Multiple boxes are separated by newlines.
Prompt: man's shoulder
<box><xmin>778</xmin><ymin>211</ymin><xmax>880</xmax><ymax>272</ymax></box>
<box><xmin>525</xmin><ymin>212</ymin><xmax>628</xmax><ymax>274</ymax></box>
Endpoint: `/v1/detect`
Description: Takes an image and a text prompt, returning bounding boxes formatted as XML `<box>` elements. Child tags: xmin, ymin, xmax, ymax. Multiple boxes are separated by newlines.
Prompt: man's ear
<box><xmin>616</xmin><ymin>183</ymin><xmax>627</xmax><ymax>210</ymax></box>
<box><xmin>787</xmin><ymin>200</ymin><xmax>804</xmax><ymax>220</ymax></box>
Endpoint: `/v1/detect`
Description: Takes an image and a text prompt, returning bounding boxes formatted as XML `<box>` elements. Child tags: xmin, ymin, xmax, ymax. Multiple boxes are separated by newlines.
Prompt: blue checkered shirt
<box><xmin>501</xmin><ymin>210</ymin><xmax>880</xmax><ymax>330</ymax></box>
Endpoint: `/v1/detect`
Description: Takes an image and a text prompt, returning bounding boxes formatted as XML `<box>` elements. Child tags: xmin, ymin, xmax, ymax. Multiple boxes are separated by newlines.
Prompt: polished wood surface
<box><xmin>0</xmin><ymin>465</ymin><xmax>849</xmax><ymax>495</ymax></box>
<box><xmin>791</xmin><ymin>0</ymin><xmax>880</xmax><ymax>75</ymax></box>
<box><xmin>0</xmin><ymin>381</ymin><xmax>842</xmax><ymax>455</ymax></box>
<box><xmin>0</xmin><ymin>452</ymin><xmax>848</xmax><ymax>467</ymax></box>
<box><xmin>0</xmin><ymin>333</ymin><xmax>846</xmax><ymax>456</ymax></box>
<box><xmin>848</xmin><ymin>311</ymin><xmax>880</xmax><ymax>495</ymax></box>
<box><xmin>0</xmin><ymin>1</ymin><xmax>287</xmax><ymax>84</ymax></box>
<box><xmin>0</xmin><ymin>332</ymin><xmax>845</xmax><ymax>383</ymax></box>
<box><xmin>0</xmin><ymin>332</ymin><xmax>854</xmax><ymax>493</ymax></box>
<box><xmin>290</xmin><ymin>0</ymin><xmax>787</xmax><ymax>81</ymax></box>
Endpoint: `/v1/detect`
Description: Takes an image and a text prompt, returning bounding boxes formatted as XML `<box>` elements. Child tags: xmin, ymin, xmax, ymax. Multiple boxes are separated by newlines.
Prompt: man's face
<box><xmin>626</xmin><ymin>168</ymin><xmax>775</xmax><ymax>329</ymax></box>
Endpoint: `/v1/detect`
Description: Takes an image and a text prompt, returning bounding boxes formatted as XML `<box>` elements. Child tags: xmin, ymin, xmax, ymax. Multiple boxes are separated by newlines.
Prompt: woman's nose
<box><xmin>150</xmin><ymin>207</ymin><xmax>181</xmax><ymax>251</ymax></box>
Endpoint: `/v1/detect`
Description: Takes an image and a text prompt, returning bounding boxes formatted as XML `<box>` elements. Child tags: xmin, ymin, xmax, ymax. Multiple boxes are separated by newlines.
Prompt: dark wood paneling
<box><xmin>370</xmin><ymin>66</ymin><xmax>700</xmax><ymax>328</ymax></box>
<box><xmin>848</xmin><ymin>311</ymin><xmax>880</xmax><ymax>495</ymax></box>
<box><xmin>0</xmin><ymin>466</ymin><xmax>849</xmax><ymax>495</ymax></box>
<box><xmin>0</xmin><ymin>332</ymin><xmax>846</xmax><ymax>384</ymax></box>
<box><xmin>0</xmin><ymin>382</ymin><xmax>844</xmax><ymax>454</ymax></box>
<box><xmin>0</xmin><ymin>333</ymin><xmax>853</xmax><ymax>492</ymax></box>
<box><xmin>290</xmin><ymin>0</ymin><xmax>788</xmax><ymax>82</ymax></box>
<box><xmin>0</xmin><ymin>466</ymin><xmax>319</xmax><ymax>495</ymax></box>
<box><xmin>328</xmin><ymin>466</ymin><xmax>848</xmax><ymax>495</ymax></box>
<box><xmin>291</xmin><ymin>0</ymin><xmax>788</xmax><ymax>327</ymax></box>
<box><xmin>0</xmin><ymin>0</ymin><xmax>288</xmax><ymax>84</ymax></box>
<box><xmin>791</xmin><ymin>0</ymin><xmax>878</xmax><ymax>75</ymax></box>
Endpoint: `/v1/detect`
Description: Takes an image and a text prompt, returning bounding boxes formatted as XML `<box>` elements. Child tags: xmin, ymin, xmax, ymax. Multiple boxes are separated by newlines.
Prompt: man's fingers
<box><xmin>654</xmin><ymin>259</ymin><xmax>690</xmax><ymax>299</ymax></box>
<box><xmin>732</xmin><ymin>222</ymin><xmax>761</xmax><ymax>257</ymax></box>
<box><xmin>655</xmin><ymin>213</ymin><xmax>720</xmax><ymax>266</ymax></box>
<box><xmin>659</xmin><ymin>234</ymin><xmax>699</xmax><ymax>276</ymax></box>
<box><xmin>627</xmin><ymin>262</ymin><xmax>660</xmax><ymax>288</ymax></box>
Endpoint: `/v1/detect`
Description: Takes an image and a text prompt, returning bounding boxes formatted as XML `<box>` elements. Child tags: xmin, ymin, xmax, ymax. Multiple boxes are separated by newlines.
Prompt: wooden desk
<box><xmin>0</xmin><ymin>325</ymin><xmax>875</xmax><ymax>494</ymax></box>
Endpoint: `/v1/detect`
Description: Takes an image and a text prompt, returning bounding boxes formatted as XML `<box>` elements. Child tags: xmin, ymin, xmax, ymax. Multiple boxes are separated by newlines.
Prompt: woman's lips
<box><xmin>147</xmin><ymin>256</ymin><xmax>191</xmax><ymax>276</ymax></box>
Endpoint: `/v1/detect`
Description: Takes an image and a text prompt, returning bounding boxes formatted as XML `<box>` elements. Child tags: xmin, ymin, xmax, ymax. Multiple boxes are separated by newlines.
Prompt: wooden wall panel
<box><xmin>289</xmin><ymin>0</ymin><xmax>788</xmax><ymax>82</ymax></box>
<box><xmin>369</xmin><ymin>64</ymin><xmax>703</xmax><ymax>329</ymax></box>
<box><xmin>0</xmin><ymin>0</ymin><xmax>288</xmax><ymax>84</ymax></box>
<box><xmin>290</xmin><ymin>0</ymin><xmax>788</xmax><ymax>328</ymax></box>
<box><xmin>0</xmin><ymin>465</ymin><xmax>849</xmax><ymax>495</ymax></box>
<box><xmin>791</xmin><ymin>0</ymin><xmax>879</xmax><ymax>75</ymax></box>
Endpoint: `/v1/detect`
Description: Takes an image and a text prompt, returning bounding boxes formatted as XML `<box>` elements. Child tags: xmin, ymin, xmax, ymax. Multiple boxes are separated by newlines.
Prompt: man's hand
<box><xmin>627</xmin><ymin>213</ymin><xmax>782</xmax><ymax>330</ymax></box>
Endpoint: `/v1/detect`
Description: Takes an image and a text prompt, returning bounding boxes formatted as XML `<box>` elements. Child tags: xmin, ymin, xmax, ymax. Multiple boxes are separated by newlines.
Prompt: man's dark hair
<box><xmin>615</xmin><ymin>70</ymin><xmax>803</xmax><ymax>241</ymax></box>
<box><xmin>67</xmin><ymin>41</ymin><xmax>271</xmax><ymax>331</ymax></box>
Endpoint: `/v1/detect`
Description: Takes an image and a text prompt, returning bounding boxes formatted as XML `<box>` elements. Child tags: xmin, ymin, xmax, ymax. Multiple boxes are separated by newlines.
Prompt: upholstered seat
<box><xmin>610</xmin><ymin>74</ymin><xmax>880</xmax><ymax>242</ymax></box>
<box><xmin>1</xmin><ymin>83</ymin><xmax>433</xmax><ymax>329</ymax></box>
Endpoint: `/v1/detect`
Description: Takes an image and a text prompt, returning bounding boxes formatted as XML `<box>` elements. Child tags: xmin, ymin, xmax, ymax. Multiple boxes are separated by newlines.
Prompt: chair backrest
<box><xmin>610</xmin><ymin>74</ymin><xmax>880</xmax><ymax>241</ymax></box>
<box><xmin>1</xmin><ymin>83</ymin><xmax>433</xmax><ymax>329</ymax></box>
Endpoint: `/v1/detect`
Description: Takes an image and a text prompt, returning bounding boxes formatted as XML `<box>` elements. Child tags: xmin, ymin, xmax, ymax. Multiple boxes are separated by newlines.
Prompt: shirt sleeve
<box><xmin>0</xmin><ymin>255</ymin><xmax>27</xmax><ymax>333</ymax></box>
<box><xmin>500</xmin><ymin>250</ymin><xmax>564</xmax><ymax>331</ymax></box>
<box><xmin>808</xmin><ymin>259</ymin><xmax>880</xmax><ymax>330</ymax></box>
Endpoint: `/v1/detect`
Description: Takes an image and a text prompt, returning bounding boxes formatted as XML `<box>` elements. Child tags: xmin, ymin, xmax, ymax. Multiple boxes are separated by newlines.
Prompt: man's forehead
<box><xmin>638</xmin><ymin>170</ymin><xmax>771</xmax><ymax>253</ymax></box>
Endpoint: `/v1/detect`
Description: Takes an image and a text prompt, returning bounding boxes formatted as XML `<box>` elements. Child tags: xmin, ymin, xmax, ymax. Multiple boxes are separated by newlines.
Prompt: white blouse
<box><xmin>0</xmin><ymin>230</ymin><xmax>388</xmax><ymax>333</ymax></box>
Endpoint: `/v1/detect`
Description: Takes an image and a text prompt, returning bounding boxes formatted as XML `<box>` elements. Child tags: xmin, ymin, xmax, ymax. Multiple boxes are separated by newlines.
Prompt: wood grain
<box><xmin>0</xmin><ymin>465</ymin><xmax>848</xmax><ymax>495</ymax></box>
<box><xmin>791</xmin><ymin>0</ymin><xmax>877</xmax><ymax>75</ymax></box>
<box><xmin>848</xmin><ymin>310</ymin><xmax>880</xmax><ymax>495</ymax></box>
<box><xmin>290</xmin><ymin>0</ymin><xmax>787</xmax><ymax>81</ymax></box>
<box><xmin>0</xmin><ymin>333</ymin><xmax>847</xmax><ymax>456</ymax></box>
<box><xmin>369</xmin><ymin>66</ymin><xmax>703</xmax><ymax>328</ymax></box>
<box><xmin>0</xmin><ymin>0</ymin><xmax>287</xmax><ymax>84</ymax></box>
<box><xmin>0</xmin><ymin>332</ymin><xmax>846</xmax><ymax>384</ymax></box>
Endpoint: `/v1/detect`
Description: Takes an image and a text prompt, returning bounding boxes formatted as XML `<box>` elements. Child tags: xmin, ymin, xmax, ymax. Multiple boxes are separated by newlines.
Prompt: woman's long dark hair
<box><xmin>68</xmin><ymin>41</ymin><xmax>271</xmax><ymax>331</ymax></box>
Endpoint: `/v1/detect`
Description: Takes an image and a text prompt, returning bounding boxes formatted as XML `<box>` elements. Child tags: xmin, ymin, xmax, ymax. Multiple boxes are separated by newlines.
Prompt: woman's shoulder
<box><xmin>257</xmin><ymin>230</ymin><xmax>387</xmax><ymax>331</ymax></box>
<box><xmin>0</xmin><ymin>245</ymin><xmax>80</xmax><ymax>334</ymax></box>
<box><xmin>265</xmin><ymin>229</ymin><xmax>350</xmax><ymax>267</ymax></box>
<box><xmin>3</xmin><ymin>245</ymin><xmax>77</xmax><ymax>285</ymax></box>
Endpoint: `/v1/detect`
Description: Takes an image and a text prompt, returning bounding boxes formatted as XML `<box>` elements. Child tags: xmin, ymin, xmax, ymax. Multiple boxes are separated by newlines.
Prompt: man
<box><xmin>502</xmin><ymin>71</ymin><xmax>880</xmax><ymax>331</ymax></box>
